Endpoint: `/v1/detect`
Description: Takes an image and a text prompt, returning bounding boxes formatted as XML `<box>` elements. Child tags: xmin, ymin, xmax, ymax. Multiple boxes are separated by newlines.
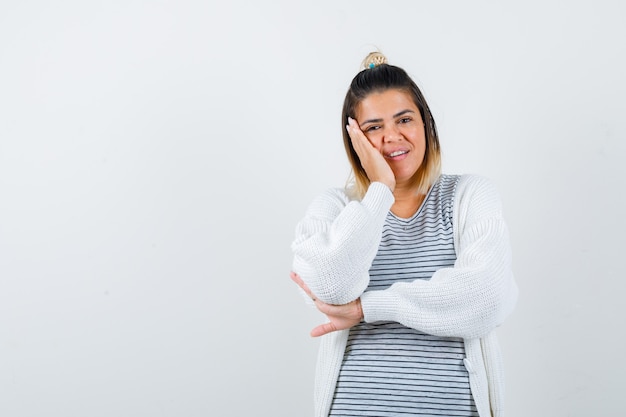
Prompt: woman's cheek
<box><xmin>367</xmin><ymin>134</ymin><xmax>382</xmax><ymax>149</ymax></box>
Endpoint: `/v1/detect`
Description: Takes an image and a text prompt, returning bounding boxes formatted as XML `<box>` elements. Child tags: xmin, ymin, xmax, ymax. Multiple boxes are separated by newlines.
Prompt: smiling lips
<box><xmin>386</xmin><ymin>149</ymin><xmax>409</xmax><ymax>159</ymax></box>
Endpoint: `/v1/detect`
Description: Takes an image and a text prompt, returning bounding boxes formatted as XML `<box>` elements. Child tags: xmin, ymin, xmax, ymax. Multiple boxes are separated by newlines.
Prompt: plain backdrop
<box><xmin>1</xmin><ymin>1</ymin><xmax>624</xmax><ymax>416</ymax></box>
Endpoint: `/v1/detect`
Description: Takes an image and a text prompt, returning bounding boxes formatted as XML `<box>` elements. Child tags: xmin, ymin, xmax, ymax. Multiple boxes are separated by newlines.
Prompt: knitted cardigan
<box><xmin>291</xmin><ymin>174</ymin><xmax>518</xmax><ymax>417</ymax></box>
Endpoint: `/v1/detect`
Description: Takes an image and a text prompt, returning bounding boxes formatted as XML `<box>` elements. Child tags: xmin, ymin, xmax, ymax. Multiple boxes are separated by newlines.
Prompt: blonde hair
<box><xmin>361</xmin><ymin>51</ymin><xmax>388</xmax><ymax>69</ymax></box>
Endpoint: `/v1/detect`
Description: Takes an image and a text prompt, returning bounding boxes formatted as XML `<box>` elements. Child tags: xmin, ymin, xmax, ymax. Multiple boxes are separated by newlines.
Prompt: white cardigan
<box><xmin>292</xmin><ymin>175</ymin><xmax>518</xmax><ymax>417</ymax></box>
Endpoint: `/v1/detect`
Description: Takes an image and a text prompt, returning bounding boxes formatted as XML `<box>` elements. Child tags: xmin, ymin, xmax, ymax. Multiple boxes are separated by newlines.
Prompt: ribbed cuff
<box><xmin>361</xmin><ymin>182</ymin><xmax>394</xmax><ymax>216</ymax></box>
<box><xmin>360</xmin><ymin>289</ymin><xmax>400</xmax><ymax>324</ymax></box>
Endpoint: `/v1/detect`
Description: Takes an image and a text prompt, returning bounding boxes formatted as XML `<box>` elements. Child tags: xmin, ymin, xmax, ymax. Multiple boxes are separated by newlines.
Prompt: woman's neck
<box><xmin>390</xmin><ymin>183</ymin><xmax>425</xmax><ymax>218</ymax></box>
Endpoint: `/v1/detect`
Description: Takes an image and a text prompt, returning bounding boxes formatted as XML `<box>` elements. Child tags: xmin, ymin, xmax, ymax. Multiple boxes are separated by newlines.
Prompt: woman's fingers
<box><xmin>290</xmin><ymin>271</ymin><xmax>363</xmax><ymax>337</ymax></box>
<box><xmin>310</xmin><ymin>322</ymin><xmax>337</xmax><ymax>338</ymax></box>
<box><xmin>346</xmin><ymin>118</ymin><xmax>371</xmax><ymax>159</ymax></box>
<box><xmin>346</xmin><ymin>118</ymin><xmax>395</xmax><ymax>191</ymax></box>
<box><xmin>290</xmin><ymin>271</ymin><xmax>316</xmax><ymax>301</ymax></box>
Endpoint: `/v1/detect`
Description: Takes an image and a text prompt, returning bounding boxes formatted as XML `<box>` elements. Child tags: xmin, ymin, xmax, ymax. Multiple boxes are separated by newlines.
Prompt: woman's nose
<box><xmin>383</xmin><ymin>125</ymin><xmax>402</xmax><ymax>142</ymax></box>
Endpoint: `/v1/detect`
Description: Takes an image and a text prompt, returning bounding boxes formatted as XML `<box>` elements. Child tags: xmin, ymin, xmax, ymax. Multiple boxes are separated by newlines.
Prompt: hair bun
<box><xmin>362</xmin><ymin>51</ymin><xmax>388</xmax><ymax>69</ymax></box>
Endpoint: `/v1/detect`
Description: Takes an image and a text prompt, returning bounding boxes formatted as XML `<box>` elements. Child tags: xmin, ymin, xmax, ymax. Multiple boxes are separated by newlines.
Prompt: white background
<box><xmin>1</xmin><ymin>1</ymin><xmax>624</xmax><ymax>416</ymax></box>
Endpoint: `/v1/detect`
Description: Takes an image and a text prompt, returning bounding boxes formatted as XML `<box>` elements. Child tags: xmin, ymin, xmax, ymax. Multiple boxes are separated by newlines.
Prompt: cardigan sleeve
<box><xmin>291</xmin><ymin>182</ymin><xmax>395</xmax><ymax>305</ymax></box>
<box><xmin>360</xmin><ymin>175</ymin><xmax>518</xmax><ymax>339</ymax></box>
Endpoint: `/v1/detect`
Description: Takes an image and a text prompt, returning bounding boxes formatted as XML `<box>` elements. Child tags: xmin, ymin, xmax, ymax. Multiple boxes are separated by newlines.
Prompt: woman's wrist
<box><xmin>357</xmin><ymin>297</ymin><xmax>364</xmax><ymax>321</ymax></box>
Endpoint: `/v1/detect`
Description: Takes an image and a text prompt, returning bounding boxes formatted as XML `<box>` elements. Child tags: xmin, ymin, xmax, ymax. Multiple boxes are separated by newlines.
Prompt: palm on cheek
<box><xmin>346</xmin><ymin>118</ymin><xmax>395</xmax><ymax>191</ymax></box>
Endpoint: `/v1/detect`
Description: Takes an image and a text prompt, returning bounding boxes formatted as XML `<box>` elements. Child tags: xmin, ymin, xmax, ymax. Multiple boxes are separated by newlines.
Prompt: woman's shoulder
<box><xmin>446</xmin><ymin>173</ymin><xmax>500</xmax><ymax>195</ymax></box>
<box><xmin>301</xmin><ymin>186</ymin><xmax>352</xmax><ymax>219</ymax></box>
<box><xmin>434</xmin><ymin>173</ymin><xmax>495</xmax><ymax>198</ymax></box>
<box><xmin>450</xmin><ymin>173</ymin><xmax>504</xmax><ymax>219</ymax></box>
<box><xmin>315</xmin><ymin>186</ymin><xmax>353</xmax><ymax>204</ymax></box>
<box><xmin>303</xmin><ymin>182</ymin><xmax>394</xmax><ymax>219</ymax></box>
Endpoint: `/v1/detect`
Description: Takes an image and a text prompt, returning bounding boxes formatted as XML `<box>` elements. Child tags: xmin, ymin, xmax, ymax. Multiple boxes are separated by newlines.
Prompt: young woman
<box><xmin>290</xmin><ymin>52</ymin><xmax>518</xmax><ymax>417</ymax></box>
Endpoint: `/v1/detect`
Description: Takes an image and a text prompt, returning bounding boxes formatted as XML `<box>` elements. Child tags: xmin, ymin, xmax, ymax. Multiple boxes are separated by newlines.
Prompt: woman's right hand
<box><xmin>346</xmin><ymin>117</ymin><xmax>396</xmax><ymax>192</ymax></box>
<box><xmin>290</xmin><ymin>271</ymin><xmax>364</xmax><ymax>337</ymax></box>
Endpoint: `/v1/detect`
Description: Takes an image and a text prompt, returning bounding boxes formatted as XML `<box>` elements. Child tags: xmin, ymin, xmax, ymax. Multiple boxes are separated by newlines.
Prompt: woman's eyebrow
<box><xmin>361</xmin><ymin>109</ymin><xmax>415</xmax><ymax>125</ymax></box>
<box><xmin>393</xmin><ymin>109</ymin><xmax>415</xmax><ymax>118</ymax></box>
<box><xmin>360</xmin><ymin>117</ymin><xmax>383</xmax><ymax>125</ymax></box>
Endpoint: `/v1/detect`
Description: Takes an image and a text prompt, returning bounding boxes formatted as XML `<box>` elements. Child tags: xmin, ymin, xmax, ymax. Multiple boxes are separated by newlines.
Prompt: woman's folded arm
<box><xmin>291</xmin><ymin>182</ymin><xmax>394</xmax><ymax>305</ymax></box>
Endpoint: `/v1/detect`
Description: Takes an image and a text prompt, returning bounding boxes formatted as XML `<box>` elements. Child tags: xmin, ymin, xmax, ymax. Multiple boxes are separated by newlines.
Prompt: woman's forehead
<box><xmin>356</xmin><ymin>90</ymin><xmax>417</xmax><ymax>119</ymax></box>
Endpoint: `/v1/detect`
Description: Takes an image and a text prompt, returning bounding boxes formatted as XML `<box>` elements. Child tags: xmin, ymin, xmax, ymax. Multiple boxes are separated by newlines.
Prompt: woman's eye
<box><xmin>399</xmin><ymin>117</ymin><xmax>412</xmax><ymax>124</ymax></box>
<box><xmin>365</xmin><ymin>125</ymin><xmax>380</xmax><ymax>132</ymax></box>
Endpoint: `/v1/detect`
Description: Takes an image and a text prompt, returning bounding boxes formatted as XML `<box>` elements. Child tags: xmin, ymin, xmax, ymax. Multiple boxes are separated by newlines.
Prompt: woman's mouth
<box><xmin>387</xmin><ymin>150</ymin><xmax>409</xmax><ymax>158</ymax></box>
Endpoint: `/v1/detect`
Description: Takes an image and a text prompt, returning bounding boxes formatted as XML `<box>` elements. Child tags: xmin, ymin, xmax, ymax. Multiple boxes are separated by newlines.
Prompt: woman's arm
<box><xmin>360</xmin><ymin>175</ymin><xmax>518</xmax><ymax>339</ymax></box>
<box><xmin>291</xmin><ymin>182</ymin><xmax>394</xmax><ymax>305</ymax></box>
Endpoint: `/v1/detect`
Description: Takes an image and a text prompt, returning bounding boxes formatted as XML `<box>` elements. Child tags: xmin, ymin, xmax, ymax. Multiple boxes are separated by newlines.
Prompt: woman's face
<box><xmin>355</xmin><ymin>89</ymin><xmax>426</xmax><ymax>188</ymax></box>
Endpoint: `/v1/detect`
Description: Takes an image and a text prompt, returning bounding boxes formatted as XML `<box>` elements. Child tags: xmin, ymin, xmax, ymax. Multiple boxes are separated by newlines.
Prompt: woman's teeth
<box><xmin>389</xmin><ymin>150</ymin><xmax>408</xmax><ymax>157</ymax></box>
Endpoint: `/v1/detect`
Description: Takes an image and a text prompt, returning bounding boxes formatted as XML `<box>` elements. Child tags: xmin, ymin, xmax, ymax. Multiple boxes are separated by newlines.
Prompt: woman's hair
<box><xmin>342</xmin><ymin>52</ymin><xmax>441</xmax><ymax>198</ymax></box>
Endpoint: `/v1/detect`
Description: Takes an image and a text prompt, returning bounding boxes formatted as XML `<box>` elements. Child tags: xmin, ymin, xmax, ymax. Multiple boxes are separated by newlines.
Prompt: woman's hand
<box><xmin>346</xmin><ymin>117</ymin><xmax>395</xmax><ymax>191</ymax></box>
<box><xmin>290</xmin><ymin>272</ymin><xmax>364</xmax><ymax>337</ymax></box>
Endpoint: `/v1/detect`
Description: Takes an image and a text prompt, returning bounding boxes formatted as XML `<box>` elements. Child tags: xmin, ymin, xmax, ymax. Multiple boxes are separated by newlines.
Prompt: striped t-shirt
<box><xmin>329</xmin><ymin>175</ymin><xmax>478</xmax><ymax>417</ymax></box>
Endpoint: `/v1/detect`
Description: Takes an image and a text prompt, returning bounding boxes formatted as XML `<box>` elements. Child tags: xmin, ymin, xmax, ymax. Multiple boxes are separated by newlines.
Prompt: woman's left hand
<box><xmin>290</xmin><ymin>272</ymin><xmax>364</xmax><ymax>337</ymax></box>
